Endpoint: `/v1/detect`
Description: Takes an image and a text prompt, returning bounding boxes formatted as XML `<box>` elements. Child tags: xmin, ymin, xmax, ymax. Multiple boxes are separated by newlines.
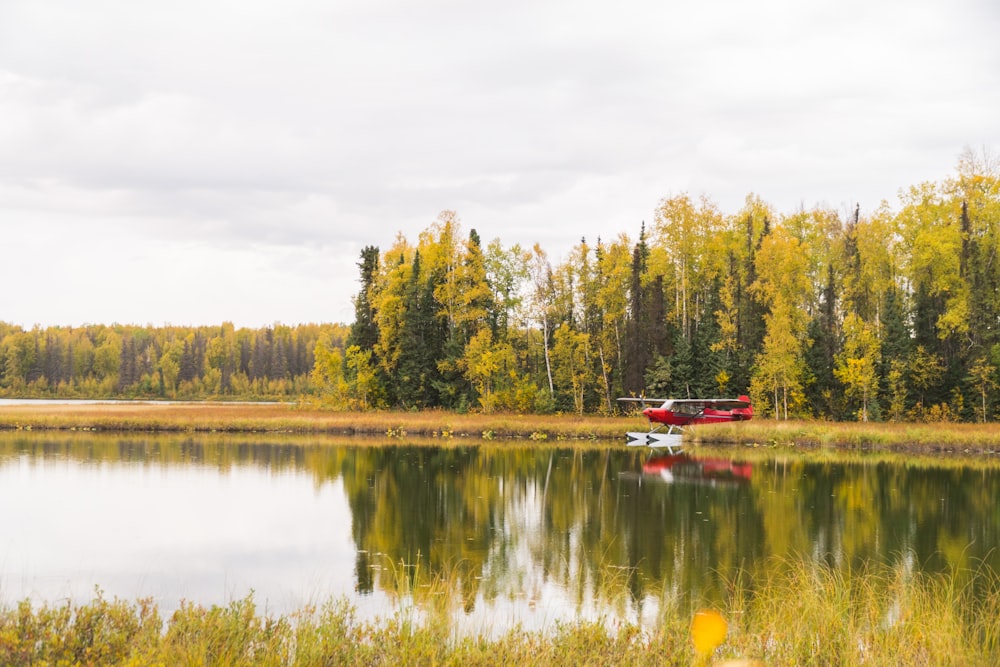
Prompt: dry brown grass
<box><xmin>0</xmin><ymin>402</ymin><xmax>647</xmax><ymax>441</ymax></box>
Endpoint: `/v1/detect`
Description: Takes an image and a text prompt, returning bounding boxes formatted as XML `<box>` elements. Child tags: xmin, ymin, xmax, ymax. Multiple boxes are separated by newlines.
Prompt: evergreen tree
<box><xmin>690</xmin><ymin>289</ymin><xmax>726</xmax><ymax>397</ymax></box>
<box><xmin>348</xmin><ymin>245</ymin><xmax>381</xmax><ymax>351</ymax></box>
<box><xmin>178</xmin><ymin>340</ymin><xmax>197</xmax><ymax>384</ymax></box>
<box><xmin>44</xmin><ymin>333</ymin><xmax>65</xmax><ymax>388</ymax></box>
<box><xmin>735</xmin><ymin>210</ymin><xmax>769</xmax><ymax>391</ymax></box>
<box><xmin>270</xmin><ymin>335</ymin><xmax>288</xmax><ymax>380</ymax></box>
<box><xmin>623</xmin><ymin>225</ymin><xmax>651</xmax><ymax>396</ymax></box>
<box><xmin>804</xmin><ymin>263</ymin><xmax>840</xmax><ymax>417</ymax></box>
<box><xmin>667</xmin><ymin>327</ymin><xmax>695</xmax><ymax>398</ymax></box>
<box><xmin>396</xmin><ymin>250</ymin><xmax>443</xmax><ymax>408</ymax></box>
<box><xmin>239</xmin><ymin>337</ymin><xmax>252</xmax><ymax>377</ymax></box>
<box><xmin>879</xmin><ymin>288</ymin><xmax>910</xmax><ymax>379</ymax></box>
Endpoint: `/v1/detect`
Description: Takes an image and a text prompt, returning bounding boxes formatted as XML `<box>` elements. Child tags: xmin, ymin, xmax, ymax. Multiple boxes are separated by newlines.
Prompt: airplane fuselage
<box><xmin>641</xmin><ymin>396</ymin><xmax>753</xmax><ymax>427</ymax></box>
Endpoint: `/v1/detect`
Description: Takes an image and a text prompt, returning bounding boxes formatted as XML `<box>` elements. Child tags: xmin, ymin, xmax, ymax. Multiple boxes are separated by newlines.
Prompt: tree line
<box><xmin>0</xmin><ymin>322</ymin><xmax>347</xmax><ymax>400</ymax></box>
<box><xmin>4</xmin><ymin>148</ymin><xmax>998</xmax><ymax>420</ymax></box>
<box><xmin>321</xmin><ymin>147</ymin><xmax>1000</xmax><ymax>421</ymax></box>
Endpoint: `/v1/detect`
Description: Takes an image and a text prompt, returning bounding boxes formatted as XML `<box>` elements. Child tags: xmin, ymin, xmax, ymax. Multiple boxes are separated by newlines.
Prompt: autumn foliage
<box><xmin>3</xmin><ymin>149</ymin><xmax>999</xmax><ymax>421</ymax></box>
<box><xmin>325</xmin><ymin>149</ymin><xmax>1000</xmax><ymax>422</ymax></box>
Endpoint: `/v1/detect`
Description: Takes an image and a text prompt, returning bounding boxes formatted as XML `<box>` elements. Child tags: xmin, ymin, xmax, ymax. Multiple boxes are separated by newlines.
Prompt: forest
<box><xmin>0</xmin><ymin>322</ymin><xmax>348</xmax><ymax>401</ymax></box>
<box><xmin>2</xmin><ymin>148</ymin><xmax>998</xmax><ymax>421</ymax></box>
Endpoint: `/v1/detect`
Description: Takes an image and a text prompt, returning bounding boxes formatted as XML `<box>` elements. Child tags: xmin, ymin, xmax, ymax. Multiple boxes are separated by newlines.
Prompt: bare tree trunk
<box><xmin>542</xmin><ymin>315</ymin><xmax>554</xmax><ymax>397</ymax></box>
<box><xmin>599</xmin><ymin>347</ymin><xmax>612</xmax><ymax>412</ymax></box>
<box><xmin>614</xmin><ymin>323</ymin><xmax>622</xmax><ymax>370</ymax></box>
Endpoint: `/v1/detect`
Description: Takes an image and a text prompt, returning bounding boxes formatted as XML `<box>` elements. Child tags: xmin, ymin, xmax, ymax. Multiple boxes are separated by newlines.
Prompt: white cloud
<box><xmin>1</xmin><ymin>0</ymin><xmax>998</xmax><ymax>327</ymax></box>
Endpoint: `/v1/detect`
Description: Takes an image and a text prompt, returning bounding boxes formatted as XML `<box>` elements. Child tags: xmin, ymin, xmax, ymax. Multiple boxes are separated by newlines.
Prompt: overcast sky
<box><xmin>2</xmin><ymin>0</ymin><xmax>998</xmax><ymax>329</ymax></box>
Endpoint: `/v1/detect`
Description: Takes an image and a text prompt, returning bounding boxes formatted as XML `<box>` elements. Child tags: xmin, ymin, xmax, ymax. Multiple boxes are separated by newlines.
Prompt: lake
<box><xmin>2</xmin><ymin>432</ymin><xmax>1000</xmax><ymax>633</ymax></box>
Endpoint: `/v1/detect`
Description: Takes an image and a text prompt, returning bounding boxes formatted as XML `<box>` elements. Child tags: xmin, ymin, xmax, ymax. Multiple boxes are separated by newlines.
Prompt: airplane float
<box><xmin>617</xmin><ymin>395</ymin><xmax>753</xmax><ymax>451</ymax></box>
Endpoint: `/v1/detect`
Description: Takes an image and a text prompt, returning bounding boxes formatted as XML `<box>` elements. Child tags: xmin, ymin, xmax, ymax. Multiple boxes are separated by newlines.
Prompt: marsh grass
<box><xmin>4</xmin><ymin>558</ymin><xmax>1000</xmax><ymax>666</ymax></box>
<box><xmin>716</xmin><ymin>556</ymin><xmax>1000</xmax><ymax>666</ymax></box>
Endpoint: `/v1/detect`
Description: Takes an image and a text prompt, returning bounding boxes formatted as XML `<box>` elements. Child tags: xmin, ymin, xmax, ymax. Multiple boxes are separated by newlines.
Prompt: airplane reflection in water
<box><xmin>632</xmin><ymin>453</ymin><xmax>752</xmax><ymax>487</ymax></box>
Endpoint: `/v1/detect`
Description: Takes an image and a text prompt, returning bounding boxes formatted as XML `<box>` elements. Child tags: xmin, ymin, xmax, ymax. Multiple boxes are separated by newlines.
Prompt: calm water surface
<box><xmin>2</xmin><ymin>433</ymin><xmax>999</xmax><ymax>631</ymax></box>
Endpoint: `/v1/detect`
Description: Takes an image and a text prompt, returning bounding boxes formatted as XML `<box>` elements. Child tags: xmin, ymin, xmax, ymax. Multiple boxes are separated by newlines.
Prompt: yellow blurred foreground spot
<box><xmin>691</xmin><ymin>608</ymin><xmax>728</xmax><ymax>656</ymax></box>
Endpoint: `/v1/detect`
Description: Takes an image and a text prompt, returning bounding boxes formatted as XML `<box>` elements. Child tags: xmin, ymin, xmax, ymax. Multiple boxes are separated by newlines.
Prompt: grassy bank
<box><xmin>2</xmin><ymin>401</ymin><xmax>1000</xmax><ymax>451</ymax></box>
<box><xmin>693</xmin><ymin>418</ymin><xmax>1000</xmax><ymax>453</ymax></box>
<box><xmin>0</xmin><ymin>402</ymin><xmax>645</xmax><ymax>440</ymax></box>
<box><xmin>2</xmin><ymin>557</ymin><xmax>997</xmax><ymax>666</ymax></box>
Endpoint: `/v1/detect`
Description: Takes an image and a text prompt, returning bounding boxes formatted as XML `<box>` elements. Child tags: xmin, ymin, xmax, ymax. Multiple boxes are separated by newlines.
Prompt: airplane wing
<box><xmin>670</xmin><ymin>398</ymin><xmax>751</xmax><ymax>410</ymax></box>
<box><xmin>618</xmin><ymin>396</ymin><xmax>751</xmax><ymax>419</ymax></box>
<box><xmin>616</xmin><ymin>397</ymin><xmax>668</xmax><ymax>407</ymax></box>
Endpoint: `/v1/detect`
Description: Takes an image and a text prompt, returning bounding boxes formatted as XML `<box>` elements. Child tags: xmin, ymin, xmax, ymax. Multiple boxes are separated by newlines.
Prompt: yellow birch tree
<box><xmin>834</xmin><ymin>313</ymin><xmax>881</xmax><ymax>422</ymax></box>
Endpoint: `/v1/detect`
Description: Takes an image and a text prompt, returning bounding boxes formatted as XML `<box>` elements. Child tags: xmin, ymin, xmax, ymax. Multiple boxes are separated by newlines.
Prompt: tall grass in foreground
<box><xmin>726</xmin><ymin>557</ymin><xmax>1000</xmax><ymax>665</ymax></box>
<box><xmin>4</xmin><ymin>558</ymin><xmax>1000</xmax><ymax>666</ymax></box>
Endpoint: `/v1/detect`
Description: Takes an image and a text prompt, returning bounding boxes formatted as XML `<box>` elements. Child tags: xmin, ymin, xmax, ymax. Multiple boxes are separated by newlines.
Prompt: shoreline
<box><xmin>1</xmin><ymin>401</ymin><xmax>999</xmax><ymax>454</ymax></box>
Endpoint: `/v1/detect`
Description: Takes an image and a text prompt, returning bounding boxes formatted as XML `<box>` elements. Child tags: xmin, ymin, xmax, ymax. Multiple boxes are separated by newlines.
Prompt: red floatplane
<box><xmin>617</xmin><ymin>395</ymin><xmax>753</xmax><ymax>450</ymax></box>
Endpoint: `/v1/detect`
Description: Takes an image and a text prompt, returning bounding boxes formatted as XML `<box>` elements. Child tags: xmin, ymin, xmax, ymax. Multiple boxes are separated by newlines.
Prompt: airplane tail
<box><xmin>737</xmin><ymin>394</ymin><xmax>753</xmax><ymax>421</ymax></box>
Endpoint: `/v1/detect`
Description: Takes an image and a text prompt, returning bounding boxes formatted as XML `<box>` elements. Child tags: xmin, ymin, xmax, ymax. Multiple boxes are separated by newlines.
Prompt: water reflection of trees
<box><xmin>335</xmin><ymin>446</ymin><xmax>1000</xmax><ymax>614</ymax></box>
<box><xmin>5</xmin><ymin>433</ymin><xmax>1000</xmax><ymax>614</ymax></box>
